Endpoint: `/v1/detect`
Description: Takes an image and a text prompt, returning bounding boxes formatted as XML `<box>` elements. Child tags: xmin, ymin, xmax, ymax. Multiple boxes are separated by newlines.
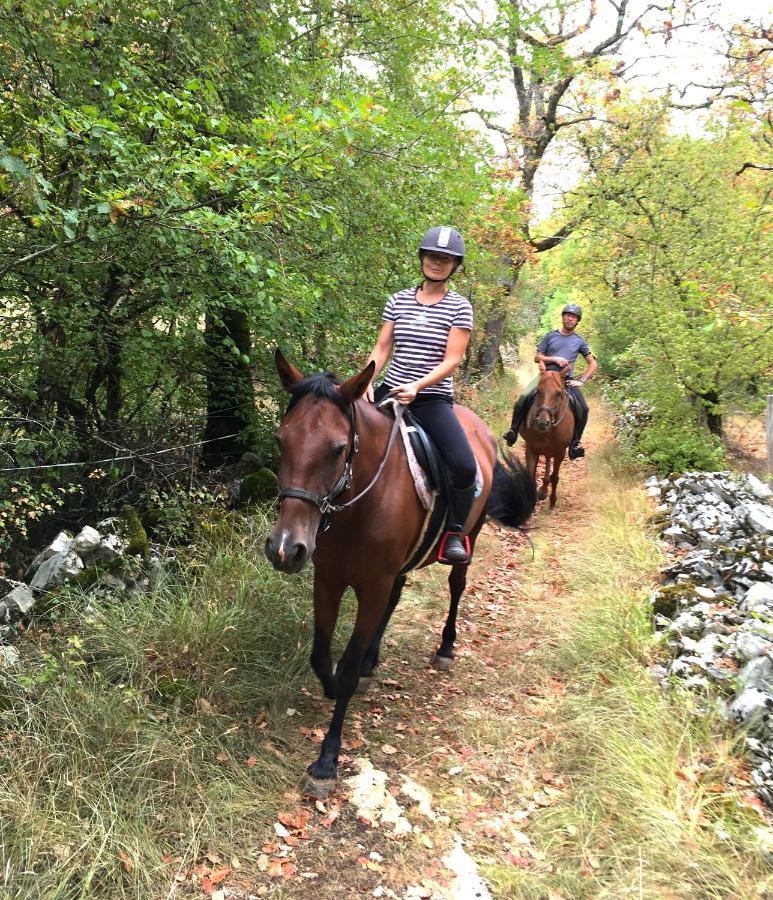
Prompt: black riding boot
<box><xmin>439</xmin><ymin>482</ymin><xmax>477</xmax><ymax>565</ymax></box>
<box><xmin>568</xmin><ymin>395</ymin><xmax>588</xmax><ymax>459</ymax></box>
<box><xmin>503</xmin><ymin>404</ymin><xmax>526</xmax><ymax>446</ymax></box>
<box><xmin>504</xmin><ymin>389</ymin><xmax>537</xmax><ymax>446</ymax></box>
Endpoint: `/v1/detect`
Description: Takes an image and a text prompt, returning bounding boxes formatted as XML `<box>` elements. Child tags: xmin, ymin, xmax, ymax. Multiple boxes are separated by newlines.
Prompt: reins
<box><xmin>529</xmin><ymin>374</ymin><xmax>571</xmax><ymax>430</ymax></box>
<box><xmin>278</xmin><ymin>401</ymin><xmax>405</xmax><ymax>519</ymax></box>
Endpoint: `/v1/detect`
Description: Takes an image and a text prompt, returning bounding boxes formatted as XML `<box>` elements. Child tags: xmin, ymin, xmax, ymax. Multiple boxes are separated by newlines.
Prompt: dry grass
<box><xmin>0</xmin><ymin>509</ymin><xmax>322</xmax><ymax>898</ymax></box>
<box><xmin>482</xmin><ymin>430</ymin><xmax>773</xmax><ymax>899</ymax></box>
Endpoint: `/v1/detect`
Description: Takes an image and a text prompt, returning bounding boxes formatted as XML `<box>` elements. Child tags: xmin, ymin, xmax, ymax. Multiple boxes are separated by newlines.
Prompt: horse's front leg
<box><xmin>538</xmin><ymin>456</ymin><xmax>552</xmax><ymax>501</ymax></box>
<box><xmin>360</xmin><ymin>574</ymin><xmax>406</xmax><ymax>686</ymax></box>
<box><xmin>525</xmin><ymin>445</ymin><xmax>539</xmax><ymax>486</ymax></box>
<box><xmin>303</xmin><ymin>577</ymin><xmax>392</xmax><ymax>798</ymax></box>
<box><xmin>549</xmin><ymin>454</ymin><xmax>563</xmax><ymax>509</ymax></box>
<box><xmin>433</xmin><ymin>517</ymin><xmax>484</xmax><ymax>672</ymax></box>
<box><xmin>310</xmin><ymin>569</ymin><xmax>345</xmax><ymax>700</ymax></box>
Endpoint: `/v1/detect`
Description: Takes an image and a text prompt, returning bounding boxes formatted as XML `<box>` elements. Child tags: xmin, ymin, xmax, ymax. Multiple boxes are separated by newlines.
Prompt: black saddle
<box><xmin>396</xmin><ymin>407</ymin><xmax>450</xmax><ymax>574</ymax></box>
<box><xmin>402</xmin><ymin>407</ymin><xmax>444</xmax><ymax>492</ymax></box>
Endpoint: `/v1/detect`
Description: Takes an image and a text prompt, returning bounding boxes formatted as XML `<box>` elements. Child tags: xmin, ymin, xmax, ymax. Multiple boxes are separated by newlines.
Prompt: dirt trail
<box><xmin>221</xmin><ymin>404</ymin><xmax>607</xmax><ymax>900</ymax></box>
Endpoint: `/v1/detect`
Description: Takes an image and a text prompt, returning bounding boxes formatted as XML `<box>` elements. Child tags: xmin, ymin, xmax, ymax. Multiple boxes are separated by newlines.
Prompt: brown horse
<box><xmin>521</xmin><ymin>361</ymin><xmax>575</xmax><ymax>509</ymax></box>
<box><xmin>265</xmin><ymin>350</ymin><xmax>536</xmax><ymax>797</ymax></box>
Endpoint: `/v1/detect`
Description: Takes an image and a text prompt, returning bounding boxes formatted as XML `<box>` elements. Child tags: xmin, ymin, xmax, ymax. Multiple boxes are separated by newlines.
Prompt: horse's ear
<box><xmin>339</xmin><ymin>362</ymin><xmax>376</xmax><ymax>405</ymax></box>
<box><xmin>275</xmin><ymin>348</ymin><xmax>304</xmax><ymax>392</ymax></box>
<box><xmin>558</xmin><ymin>363</ymin><xmax>570</xmax><ymax>379</ymax></box>
<box><xmin>538</xmin><ymin>359</ymin><xmax>547</xmax><ymax>373</ymax></box>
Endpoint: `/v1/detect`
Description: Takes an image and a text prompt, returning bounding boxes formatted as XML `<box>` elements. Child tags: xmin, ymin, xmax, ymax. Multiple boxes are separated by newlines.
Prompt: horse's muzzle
<box><xmin>265</xmin><ymin>530</ymin><xmax>314</xmax><ymax>573</ymax></box>
<box><xmin>535</xmin><ymin>418</ymin><xmax>551</xmax><ymax>432</ymax></box>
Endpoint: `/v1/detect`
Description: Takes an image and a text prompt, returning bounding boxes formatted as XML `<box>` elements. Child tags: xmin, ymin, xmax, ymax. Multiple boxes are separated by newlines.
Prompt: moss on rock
<box><xmin>121</xmin><ymin>505</ymin><xmax>149</xmax><ymax>558</ymax></box>
<box><xmin>240</xmin><ymin>467</ymin><xmax>278</xmax><ymax>505</ymax></box>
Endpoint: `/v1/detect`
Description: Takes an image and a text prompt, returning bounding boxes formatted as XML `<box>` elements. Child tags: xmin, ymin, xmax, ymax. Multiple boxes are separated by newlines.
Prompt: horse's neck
<box><xmin>540</xmin><ymin>373</ymin><xmax>564</xmax><ymax>400</ymax></box>
<box><xmin>351</xmin><ymin>401</ymin><xmax>406</xmax><ymax>488</ymax></box>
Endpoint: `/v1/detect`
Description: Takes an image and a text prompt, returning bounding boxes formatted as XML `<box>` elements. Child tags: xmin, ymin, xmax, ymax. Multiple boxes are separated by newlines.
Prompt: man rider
<box><xmin>503</xmin><ymin>303</ymin><xmax>598</xmax><ymax>459</ymax></box>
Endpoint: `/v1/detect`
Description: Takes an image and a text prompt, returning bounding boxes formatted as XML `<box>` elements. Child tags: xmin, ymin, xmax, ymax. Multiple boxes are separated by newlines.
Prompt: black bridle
<box><xmin>277</xmin><ymin>402</ymin><xmax>404</xmax><ymax>518</ymax></box>
<box><xmin>530</xmin><ymin>387</ymin><xmax>570</xmax><ymax>430</ymax></box>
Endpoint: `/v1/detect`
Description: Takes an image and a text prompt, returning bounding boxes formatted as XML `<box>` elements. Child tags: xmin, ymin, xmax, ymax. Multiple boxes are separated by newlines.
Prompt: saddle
<box><xmin>379</xmin><ymin>400</ymin><xmax>470</xmax><ymax>574</ymax></box>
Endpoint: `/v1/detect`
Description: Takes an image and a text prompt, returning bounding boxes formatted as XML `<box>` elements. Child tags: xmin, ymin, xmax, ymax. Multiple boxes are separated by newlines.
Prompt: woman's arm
<box><xmin>390</xmin><ymin>327</ymin><xmax>470</xmax><ymax>404</ymax></box>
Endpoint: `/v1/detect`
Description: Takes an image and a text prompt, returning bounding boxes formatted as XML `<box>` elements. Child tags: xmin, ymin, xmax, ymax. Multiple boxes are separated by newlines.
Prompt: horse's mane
<box><xmin>286</xmin><ymin>371</ymin><xmax>348</xmax><ymax>414</ymax></box>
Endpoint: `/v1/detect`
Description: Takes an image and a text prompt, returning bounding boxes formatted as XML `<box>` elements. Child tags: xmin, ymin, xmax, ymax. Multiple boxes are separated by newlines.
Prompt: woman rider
<box><xmin>365</xmin><ymin>226</ymin><xmax>476</xmax><ymax>565</ymax></box>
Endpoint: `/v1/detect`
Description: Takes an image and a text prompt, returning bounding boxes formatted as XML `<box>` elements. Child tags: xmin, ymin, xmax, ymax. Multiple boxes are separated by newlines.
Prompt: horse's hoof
<box><xmin>537</xmin><ymin>489</ymin><xmax>547</xmax><ymax>501</ymax></box>
<box><xmin>300</xmin><ymin>772</ymin><xmax>337</xmax><ymax>800</ymax></box>
<box><xmin>356</xmin><ymin>675</ymin><xmax>373</xmax><ymax>694</ymax></box>
<box><xmin>431</xmin><ymin>653</ymin><xmax>453</xmax><ymax>673</ymax></box>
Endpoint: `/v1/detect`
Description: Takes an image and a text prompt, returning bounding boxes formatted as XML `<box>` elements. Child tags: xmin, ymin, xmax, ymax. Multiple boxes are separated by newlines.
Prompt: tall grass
<box><xmin>0</xmin><ymin>509</ymin><xmax>323</xmax><ymax>898</ymax></box>
<box><xmin>484</xmin><ymin>446</ymin><xmax>772</xmax><ymax>898</ymax></box>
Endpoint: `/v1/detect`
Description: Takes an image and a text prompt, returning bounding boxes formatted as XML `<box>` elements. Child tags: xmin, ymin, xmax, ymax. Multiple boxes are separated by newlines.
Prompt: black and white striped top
<box><xmin>381</xmin><ymin>287</ymin><xmax>473</xmax><ymax>397</ymax></box>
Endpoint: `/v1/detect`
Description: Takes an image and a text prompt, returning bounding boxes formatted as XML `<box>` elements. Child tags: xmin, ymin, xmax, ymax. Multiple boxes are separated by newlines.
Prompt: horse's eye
<box><xmin>332</xmin><ymin>442</ymin><xmax>346</xmax><ymax>457</ymax></box>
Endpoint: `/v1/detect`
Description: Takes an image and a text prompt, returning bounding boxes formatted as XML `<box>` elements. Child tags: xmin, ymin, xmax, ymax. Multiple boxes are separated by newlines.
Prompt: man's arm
<box><xmin>570</xmin><ymin>353</ymin><xmax>597</xmax><ymax>386</ymax></box>
<box><xmin>535</xmin><ymin>349</ymin><xmax>571</xmax><ymax>368</ymax></box>
<box><xmin>580</xmin><ymin>353</ymin><xmax>598</xmax><ymax>382</ymax></box>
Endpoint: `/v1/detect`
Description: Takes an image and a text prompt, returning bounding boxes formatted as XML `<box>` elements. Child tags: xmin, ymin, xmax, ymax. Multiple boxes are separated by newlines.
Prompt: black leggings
<box><xmin>375</xmin><ymin>386</ymin><xmax>476</xmax><ymax>488</ymax></box>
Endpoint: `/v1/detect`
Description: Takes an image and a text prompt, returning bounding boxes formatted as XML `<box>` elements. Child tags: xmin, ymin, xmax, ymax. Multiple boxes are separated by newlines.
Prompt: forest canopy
<box><xmin>0</xmin><ymin>0</ymin><xmax>770</xmax><ymax>550</ymax></box>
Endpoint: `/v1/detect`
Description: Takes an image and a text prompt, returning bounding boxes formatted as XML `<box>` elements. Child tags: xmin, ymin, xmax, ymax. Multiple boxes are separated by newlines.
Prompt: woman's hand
<box><xmin>390</xmin><ymin>382</ymin><xmax>420</xmax><ymax>405</ymax></box>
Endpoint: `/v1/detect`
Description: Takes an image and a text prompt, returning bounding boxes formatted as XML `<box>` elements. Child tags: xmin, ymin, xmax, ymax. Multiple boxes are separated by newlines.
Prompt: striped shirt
<box><xmin>381</xmin><ymin>287</ymin><xmax>473</xmax><ymax>397</ymax></box>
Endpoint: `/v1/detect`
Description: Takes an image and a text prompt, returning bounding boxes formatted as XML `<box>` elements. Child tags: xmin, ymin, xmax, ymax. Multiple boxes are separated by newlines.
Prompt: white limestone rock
<box><xmin>72</xmin><ymin>526</ymin><xmax>101</xmax><ymax>555</ymax></box>
<box><xmin>30</xmin><ymin>551</ymin><xmax>84</xmax><ymax>591</ymax></box>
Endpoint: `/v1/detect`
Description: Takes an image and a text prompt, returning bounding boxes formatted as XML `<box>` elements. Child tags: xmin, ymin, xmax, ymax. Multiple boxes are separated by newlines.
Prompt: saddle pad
<box><xmin>378</xmin><ymin>398</ymin><xmax>482</xmax><ymax>574</ymax></box>
<box><xmin>400</xmin><ymin>423</ymin><xmax>435</xmax><ymax>510</ymax></box>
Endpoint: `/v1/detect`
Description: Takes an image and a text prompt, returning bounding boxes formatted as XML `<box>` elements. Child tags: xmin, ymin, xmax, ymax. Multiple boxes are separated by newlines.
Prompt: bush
<box><xmin>633</xmin><ymin>416</ymin><xmax>725</xmax><ymax>475</ymax></box>
<box><xmin>604</xmin><ymin>383</ymin><xmax>726</xmax><ymax>475</ymax></box>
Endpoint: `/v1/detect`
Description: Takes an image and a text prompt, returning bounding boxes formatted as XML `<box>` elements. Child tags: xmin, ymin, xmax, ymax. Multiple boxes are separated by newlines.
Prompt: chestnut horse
<box><xmin>265</xmin><ymin>350</ymin><xmax>536</xmax><ymax>797</ymax></box>
<box><xmin>521</xmin><ymin>362</ymin><xmax>575</xmax><ymax>509</ymax></box>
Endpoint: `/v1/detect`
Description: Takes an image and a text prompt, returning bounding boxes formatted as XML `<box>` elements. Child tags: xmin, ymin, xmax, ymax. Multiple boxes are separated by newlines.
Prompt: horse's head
<box><xmin>264</xmin><ymin>349</ymin><xmax>374</xmax><ymax>574</ymax></box>
<box><xmin>532</xmin><ymin>361</ymin><xmax>569</xmax><ymax>432</ymax></box>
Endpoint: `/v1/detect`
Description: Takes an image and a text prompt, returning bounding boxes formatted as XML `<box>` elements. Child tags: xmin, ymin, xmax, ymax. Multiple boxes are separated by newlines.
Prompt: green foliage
<box><xmin>121</xmin><ymin>505</ymin><xmax>149</xmax><ymax>558</ymax></box>
<box><xmin>0</xmin><ymin>0</ymin><xmax>490</xmax><ymax>503</ymax></box>
<box><xmin>630</xmin><ymin>410</ymin><xmax>726</xmax><ymax>476</ymax></box>
<box><xmin>0</xmin><ymin>510</ymin><xmax>318</xmax><ymax>897</ymax></box>
<box><xmin>0</xmin><ymin>477</ymin><xmax>80</xmax><ymax>563</ymax></box>
<box><xmin>140</xmin><ymin>484</ymin><xmax>221</xmax><ymax>544</ymax></box>
<box><xmin>543</xmin><ymin>104</ymin><xmax>771</xmax><ymax>470</ymax></box>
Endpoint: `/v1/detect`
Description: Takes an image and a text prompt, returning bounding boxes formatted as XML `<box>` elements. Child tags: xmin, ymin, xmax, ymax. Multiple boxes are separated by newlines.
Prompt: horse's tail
<box><xmin>486</xmin><ymin>451</ymin><xmax>537</xmax><ymax>528</ymax></box>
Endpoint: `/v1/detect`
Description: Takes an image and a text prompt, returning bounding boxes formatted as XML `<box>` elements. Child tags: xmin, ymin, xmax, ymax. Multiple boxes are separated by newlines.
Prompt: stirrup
<box><xmin>568</xmin><ymin>443</ymin><xmax>585</xmax><ymax>460</ymax></box>
<box><xmin>438</xmin><ymin>531</ymin><xmax>471</xmax><ymax>565</ymax></box>
<box><xmin>502</xmin><ymin>429</ymin><xmax>518</xmax><ymax>446</ymax></box>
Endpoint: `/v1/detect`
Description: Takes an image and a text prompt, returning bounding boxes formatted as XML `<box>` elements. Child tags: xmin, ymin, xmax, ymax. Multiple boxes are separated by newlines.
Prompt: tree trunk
<box><xmin>696</xmin><ymin>388</ymin><xmax>722</xmax><ymax>437</ymax></box>
<box><xmin>473</xmin><ymin>260</ymin><xmax>522</xmax><ymax>378</ymax></box>
<box><xmin>202</xmin><ymin>307</ymin><xmax>256</xmax><ymax>466</ymax></box>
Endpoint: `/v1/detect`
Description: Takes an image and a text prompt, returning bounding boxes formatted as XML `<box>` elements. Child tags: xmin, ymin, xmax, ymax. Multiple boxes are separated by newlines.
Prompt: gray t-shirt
<box><xmin>536</xmin><ymin>330</ymin><xmax>592</xmax><ymax>379</ymax></box>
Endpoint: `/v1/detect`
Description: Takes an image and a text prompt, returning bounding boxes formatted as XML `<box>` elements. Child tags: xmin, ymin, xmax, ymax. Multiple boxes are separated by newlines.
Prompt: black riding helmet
<box><xmin>562</xmin><ymin>303</ymin><xmax>582</xmax><ymax>321</ymax></box>
<box><xmin>418</xmin><ymin>226</ymin><xmax>465</xmax><ymax>281</ymax></box>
